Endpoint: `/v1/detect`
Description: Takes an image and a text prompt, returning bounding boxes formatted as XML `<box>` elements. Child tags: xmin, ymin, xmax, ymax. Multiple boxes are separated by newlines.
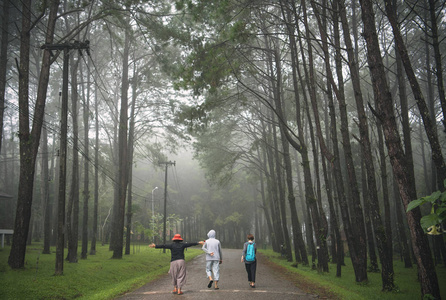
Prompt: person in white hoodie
<box><xmin>202</xmin><ymin>229</ymin><xmax>222</xmax><ymax>289</ymax></box>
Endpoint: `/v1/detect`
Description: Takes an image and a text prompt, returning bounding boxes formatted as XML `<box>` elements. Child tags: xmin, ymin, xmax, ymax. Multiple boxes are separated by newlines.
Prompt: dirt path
<box><xmin>117</xmin><ymin>248</ymin><xmax>319</xmax><ymax>299</ymax></box>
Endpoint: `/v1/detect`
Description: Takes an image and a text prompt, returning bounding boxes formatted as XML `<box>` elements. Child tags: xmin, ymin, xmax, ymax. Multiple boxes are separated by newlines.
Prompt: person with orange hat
<box><xmin>149</xmin><ymin>234</ymin><xmax>204</xmax><ymax>295</ymax></box>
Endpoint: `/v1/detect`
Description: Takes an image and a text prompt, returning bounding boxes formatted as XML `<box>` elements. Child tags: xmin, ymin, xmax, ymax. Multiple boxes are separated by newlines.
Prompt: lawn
<box><xmin>259</xmin><ymin>249</ymin><xmax>446</xmax><ymax>300</ymax></box>
<box><xmin>0</xmin><ymin>243</ymin><xmax>203</xmax><ymax>299</ymax></box>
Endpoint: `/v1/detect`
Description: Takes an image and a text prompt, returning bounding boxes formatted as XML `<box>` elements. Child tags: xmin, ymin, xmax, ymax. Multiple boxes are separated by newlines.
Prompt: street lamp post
<box><xmin>151</xmin><ymin>187</ymin><xmax>158</xmax><ymax>243</ymax></box>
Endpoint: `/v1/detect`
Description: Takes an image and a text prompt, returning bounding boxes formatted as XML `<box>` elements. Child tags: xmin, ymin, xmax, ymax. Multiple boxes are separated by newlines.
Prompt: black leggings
<box><xmin>245</xmin><ymin>261</ymin><xmax>257</xmax><ymax>282</ymax></box>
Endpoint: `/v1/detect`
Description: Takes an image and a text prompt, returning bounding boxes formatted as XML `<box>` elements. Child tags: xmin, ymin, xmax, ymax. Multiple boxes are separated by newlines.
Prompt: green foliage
<box><xmin>406</xmin><ymin>180</ymin><xmax>446</xmax><ymax>234</ymax></box>
<box><xmin>0</xmin><ymin>244</ymin><xmax>202</xmax><ymax>299</ymax></box>
<box><xmin>172</xmin><ymin>0</ymin><xmax>254</xmax><ymax>96</ymax></box>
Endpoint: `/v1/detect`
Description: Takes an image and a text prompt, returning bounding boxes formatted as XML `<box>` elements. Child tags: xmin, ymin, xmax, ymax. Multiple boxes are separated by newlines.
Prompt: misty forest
<box><xmin>0</xmin><ymin>0</ymin><xmax>445</xmax><ymax>298</ymax></box>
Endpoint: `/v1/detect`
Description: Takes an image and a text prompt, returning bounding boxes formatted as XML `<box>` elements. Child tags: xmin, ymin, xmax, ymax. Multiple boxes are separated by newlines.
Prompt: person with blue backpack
<box><xmin>241</xmin><ymin>233</ymin><xmax>257</xmax><ymax>288</ymax></box>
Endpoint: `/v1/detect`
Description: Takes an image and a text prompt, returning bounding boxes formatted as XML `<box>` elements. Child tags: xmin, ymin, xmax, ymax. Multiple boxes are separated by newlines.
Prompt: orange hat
<box><xmin>172</xmin><ymin>234</ymin><xmax>183</xmax><ymax>241</ymax></box>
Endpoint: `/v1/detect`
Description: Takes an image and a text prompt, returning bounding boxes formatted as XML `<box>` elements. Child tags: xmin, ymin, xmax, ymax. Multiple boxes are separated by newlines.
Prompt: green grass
<box><xmin>0</xmin><ymin>243</ymin><xmax>203</xmax><ymax>299</ymax></box>
<box><xmin>1</xmin><ymin>244</ymin><xmax>444</xmax><ymax>299</ymax></box>
<box><xmin>260</xmin><ymin>249</ymin><xmax>446</xmax><ymax>300</ymax></box>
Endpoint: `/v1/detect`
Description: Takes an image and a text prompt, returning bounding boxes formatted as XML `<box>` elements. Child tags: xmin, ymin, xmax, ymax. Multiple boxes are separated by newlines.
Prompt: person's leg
<box><xmin>250</xmin><ymin>262</ymin><xmax>257</xmax><ymax>287</ymax></box>
<box><xmin>245</xmin><ymin>263</ymin><xmax>252</xmax><ymax>283</ymax></box>
<box><xmin>206</xmin><ymin>260</ymin><xmax>214</xmax><ymax>288</ymax></box>
<box><xmin>213</xmin><ymin>260</ymin><xmax>220</xmax><ymax>288</ymax></box>
<box><xmin>206</xmin><ymin>260</ymin><xmax>213</xmax><ymax>280</ymax></box>
<box><xmin>169</xmin><ymin>262</ymin><xmax>177</xmax><ymax>292</ymax></box>
<box><xmin>176</xmin><ymin>260</ymin><xmax>187</xmax><ymax>295</ymax></box>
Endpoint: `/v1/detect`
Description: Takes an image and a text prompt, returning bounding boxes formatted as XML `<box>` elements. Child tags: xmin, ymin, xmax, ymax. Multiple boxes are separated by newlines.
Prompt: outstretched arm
<box><xmin>149</xmin><ymin>243</ymin><xmax>170</xmax><ymax>249</ymax></box>
<box><xmin>184</xmin><ymin>241</ymin><xmax>205</xmax><ymax>248</ymax></box>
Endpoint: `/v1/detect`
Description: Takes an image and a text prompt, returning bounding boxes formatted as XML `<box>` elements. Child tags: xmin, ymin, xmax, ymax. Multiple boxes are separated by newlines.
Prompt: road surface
<box><xmin>117</xmin><ymin>248</ymin><xmax>319</xmax><ymax>299</ymax></box>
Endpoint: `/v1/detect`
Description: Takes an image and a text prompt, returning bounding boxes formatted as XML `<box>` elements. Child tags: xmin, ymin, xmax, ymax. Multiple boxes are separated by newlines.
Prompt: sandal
<box><xmin>177</xmin><ymin>291</ymin><xmax>183</xmax><ymax>295</ymax></box>
<box><xmin>207</xmin><ymin>280</ymin><xmax>213</xmax><ymax>288</ymax></box>
<box><xmin>173</xmin><ymin>288</ymin><xmax>177</xmax><ymax>293</ymax></box>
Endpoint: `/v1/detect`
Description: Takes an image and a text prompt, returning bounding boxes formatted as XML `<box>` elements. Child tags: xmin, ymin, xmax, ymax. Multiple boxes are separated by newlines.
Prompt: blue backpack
<box><xmin>245</xmin><ymin>242</ymin><xmax>255</xmax><ymax>262</ymax></box>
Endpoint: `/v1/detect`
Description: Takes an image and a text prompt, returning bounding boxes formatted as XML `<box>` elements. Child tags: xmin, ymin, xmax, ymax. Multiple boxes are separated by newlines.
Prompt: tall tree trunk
<box><xmin>273</xmin><ymin>50</ymin><xmax>306</xmax><ymax>265</ymax></box>
<box><xmin>359</xmin><ymin>0</ymin><xmax>440</xmax><ymax>296</ymax></box>
<box><xmin>293</xmin><ymin>151</ymin><xmax>310</xmax><ymax>265</ymax></box>
<box><xmin>66</xmin><ymin>57</ymin><xmax>80</xmax><ymax>263</ymax></box>
<box><xmin>423</xmin><ymin>10</ymin><xmax>435</xmax><ymax>195</ymax></box>
<box><xmin>318</xmin><ymin>15</ymin><xmax>345</xmax><ymax>272</ymax></box>
<box><xmin>90</xmin><ymin>66</ymin><xmax>99</xmax><ymax>255</ymax></box>
<box><xmin>81</xmin><ymin>60</ymin><xmax>90</xmax><ymax>260</ymax></box>
<box><xmin>0</xmin><ymin>0</ymin><xmax>9</xmax><ymax>154</ymax></box>
<box><xmin>258</xmin><ymin>144</ymin><xmax>278</xmax><ymax>252</ymax></box>
<box><xmin>51</xmin><ymin>132</ymin><xmax>59</xmax><ymax>247</ymax></box>
<box><xmin>55</xmin><ymin>47</ymin><xmax>69</xmax><ymax>275</ymax></box>
<box><xmin>264</xmin><ymin>116</ymin><xmax>284</xmax><ymax>252</ymax></box>
<box><xmin>335</xmin><ymin>0</ymin><xmax>395</xmax><ymax>289</ymax></box>
<box><xmin>8</xmin><ymin>0</ymin><xmax>33</xmax><ymax>270</ymax></box>
<box><xmin>384</xmin><ymin>0</ymin><xmax>446</xmax><ymax>188</ymax></box>
<box><xmin>271</xmin><ymin>112</ymin><xmax>293</xmax><ymax>262</ymax></box>
<box><xmin>360</xmin><ymin>156</ymin><xmax>378</xmax><ymax>272</ymax></box>
<box><xmin>111</xmin><ymin>26</ymin><xmax>130</xmax><ymax>259</ymax></box>
<box><xmin>428</xmin><ymin>0</ymin><xmax>446</xmax><ymax>131</ymax></box>
<box><xmin>393</xmin><ymin>178</ymin><xmax>413</xmax><ymax>268</ymax></box>
<box><xmin>261</xmin><ymin>36</ymin><xmax>297</xmax><ymax>262</ymax></box>
<box><xmin>41</xmin><ymin>120</ymin><xmax>51</xmax><ymax>254</ymax></box>
<box><xmin>318</xmin><ymin>4</ymin><xmax>343</xmax><ymax>270</ymax></box>
<box><xmin>125</xmin><ymin>65</ymin><xmax>137</xmax><ymax>255</ymax></box>
<box><xmin>300</xmin><ymin>0</ymin><xmax>342</xmax><ymax>274</ymax></box>
<box><xmin>9</xmin><ymin>0</ymin><xmax>59</xmax><ymax>269</ymax></box>
<box><xmin>394</xmin><ymin>18</ymin><xmax>415</xmax><ymax>265</ymax></box>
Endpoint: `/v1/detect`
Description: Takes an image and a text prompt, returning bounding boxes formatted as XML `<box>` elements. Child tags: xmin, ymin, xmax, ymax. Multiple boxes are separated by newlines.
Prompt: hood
<box><xmin>207</xmin><ymin>230</ymin><xmax>216</xmax><ymax>239</ymax></box>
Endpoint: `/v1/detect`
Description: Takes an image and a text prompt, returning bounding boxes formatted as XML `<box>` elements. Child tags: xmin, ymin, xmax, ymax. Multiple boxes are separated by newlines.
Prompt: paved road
<box><xmin>117</xmin><ymin>248</ymin><xmax>318</xmax><ymax>299</ymax></box>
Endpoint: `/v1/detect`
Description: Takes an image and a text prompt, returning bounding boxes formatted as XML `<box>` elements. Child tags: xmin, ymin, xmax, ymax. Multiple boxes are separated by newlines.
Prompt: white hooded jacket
<box><xmin>202</xmin><ymin>230</ymin><xmax>222</xmax><ymax>261</ymax></box>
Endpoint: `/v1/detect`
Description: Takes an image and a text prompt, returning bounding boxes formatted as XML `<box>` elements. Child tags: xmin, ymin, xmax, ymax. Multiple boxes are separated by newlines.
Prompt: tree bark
<box><xmin>41</xmin><ymin>120</ymin><xmax>51</xmax><ymax>255</ymax></box>
<box><xmin>428</xmin><ymin>0</ymin><xmax>446</xmax><ymax>131</ymax></box>
<box><xmin>125</xmin><ymin>65</ymin><xmax>137</xmax><ymax>255</ymax></box>
<box><xmin>81</xmin><ymin>60</ymin><xmax>90</xmax><ymax>260</ymax></box>
<box><xmin>9</xmin><ymin>0</ymin><xmax>59</xmax><ymax>269</ymax></box>
<box><xmin>359</xmin><ymin>0</ymin><xmax>440</xmax><ymax>296</ymax></box>
<box><xmin>271</xmin><ymin>112</ymin><xmax>293</xmax><ymax>262</ymax></box>
<box><xmin>336</xmin><ymin>0</ymin><xmax>395</xmax><ymax>289</ymax></box>
<box><xmin>273</xmin><ymin>48</ymin><xmax>307</xmax><ymax>265</ymax></box>
<box><xmin>384</xmin><ymin>0</ymin><xmax>446</xmax><ymax>188</ymax></box>
<box><xmin>361</xmin><ymin>156</ymin><xmax>378</xmax><ymax>272</ymax></box>
<box><xmin>263</xmin><ymin>115</ymin><xmax>285</xmax><ymax>253</ymax></box>
<box><xmin>111</xmin><ymin>26</ymin><xmax>130</xmax><ymax>259</ymax></box>
<box><xmin>393</xmin><ymin>178</ymin><xmax>413</xmax><ymax>268</ymax></box>
<box><xmin>0</xmin><ymin>0</ymin><xmax>9</xmax><ymax>154</ymax></box>
<box><xmin>66</xmin><ymin>56</ymin><xmax>80</xmax><ymax>263</ymax></box>
<box><xmin>90</xmin><ymin>64</ymin><xmax>99</xmax><ymax>255</ymax></box>
<box><xmin>256</xmin><ymin>146</ymin><xmax>275</xmax><ymax>251</ymax></box>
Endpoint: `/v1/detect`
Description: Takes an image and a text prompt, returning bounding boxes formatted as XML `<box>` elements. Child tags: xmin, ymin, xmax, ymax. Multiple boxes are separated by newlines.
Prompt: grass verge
<box><xmin>259</xmin><ymin>249</ymin><xmax>446</xmax><ymax>300</ymax></box>
<box><xmin>0</xmin><ymin>243</ymin><xmax>202</xmax><ymax>299</ymax></box>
